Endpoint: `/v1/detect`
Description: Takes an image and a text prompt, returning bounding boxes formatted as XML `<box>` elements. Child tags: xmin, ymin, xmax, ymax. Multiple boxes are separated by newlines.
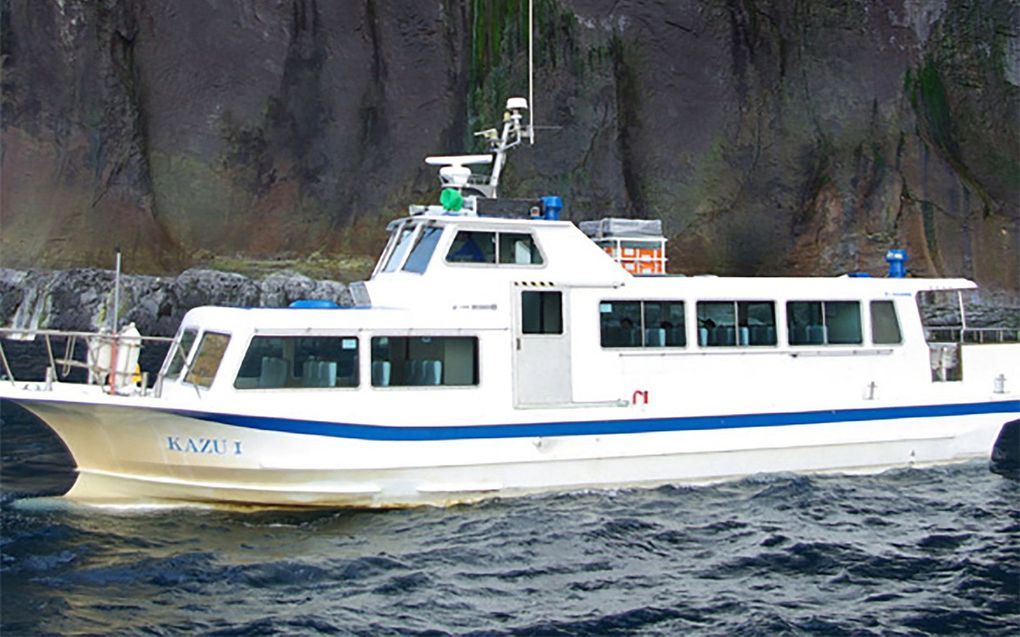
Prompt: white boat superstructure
<box><xmin>2</xmin><ymin>97</ymin><xmax>1018</xmax><ymax>508</ymax></box>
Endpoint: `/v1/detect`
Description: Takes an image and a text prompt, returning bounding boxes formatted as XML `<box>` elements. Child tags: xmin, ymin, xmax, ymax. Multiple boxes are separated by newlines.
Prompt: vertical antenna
<box><xmin>112</xmin><ymin>247</ymin><xmax>122</xmax><ymax>334</ymax></box>
<box><xmin>528</xmin><ymin>0</ymin><xmax>535</xmax><ymax>144</ymax></box>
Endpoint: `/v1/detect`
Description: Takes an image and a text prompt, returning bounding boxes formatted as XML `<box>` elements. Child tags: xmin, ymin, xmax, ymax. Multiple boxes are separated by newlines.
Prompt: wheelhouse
<box><xmin>373</xmin><ymin>216</ymin><xmax>547</xmax><ymax>277</ymax></box>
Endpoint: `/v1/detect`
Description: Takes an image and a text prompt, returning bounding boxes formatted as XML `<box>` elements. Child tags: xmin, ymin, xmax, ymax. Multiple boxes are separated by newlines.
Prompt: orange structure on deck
<box><xmin>597</xmin><ymin>240</ymin><xmax>667</xmax><ymax>274</ymax></box>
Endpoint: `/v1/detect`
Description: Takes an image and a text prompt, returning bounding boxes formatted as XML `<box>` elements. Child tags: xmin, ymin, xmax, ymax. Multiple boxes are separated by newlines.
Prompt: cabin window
<box><xmin>696</xmin><ymin>301</ymin><xmax>776</xmax><ymax>347</ymax></box>
<box><xmin>402</xmin><ymin>225</ymin><xmax>443</xmax><ymax>273</ymax></box>
<box><xmin>522</xmin><ymin>291</ymin><xmax>562</xmax><ymax>334</ymax></box>
<box><xmin>183</xmin><ymin>332</ymin><xmax>231</xmax><ymax>388</ymax></box>
<box><xmin>600</xmin><ymin>301</ymin><xmax>641</xmax><ymax>347</ymax></box>
<box><xmin>234</xmin><ymin>336</ymin><xmax>359</xmax><ymax>389</ymax></box>
<box><xmin>448</xmin><ymin>231</ymin><xmax>496</xmax><ymax>263</ymax></box>
<box><xmin>871</xmin><ymin>301</ymin><xmax>902</xmax><ymax>344</ymax></box>
<box><xmin>447</xmin><ymin>230</ymin><xmax>543</xmax><ymax>265</ymax></box>
<box><xmin>787</xmin><ymin>301</ymin><xmax>862</xmax><ymax>345</ymax></box>
<box><xmin>643</xmin><ymin>302</ymin><xmax>686</xmax><ymax>346</ymax></box>
<box><xmin>499</xmin><ymin>233</ymin><xmax>543</xmax><ymax>264</ymax></box>
<box><xmin>600</xmin><ymin>300</ymin><xmax>685</xmax><ymax>347</ymax></box>
<box><xmin>370</xmin><ymin>336</ymin><xmax>478</xmax><ymax>387</ymax></box>
<box><xmin>382</xmin><ymin>224</ymin><xmax>418</xmax><ymax>272</ymax></box>
<box><xmin>165</xmin><ymin>328</ymin><xmax>198</xmax><ymax>379</ymax></box>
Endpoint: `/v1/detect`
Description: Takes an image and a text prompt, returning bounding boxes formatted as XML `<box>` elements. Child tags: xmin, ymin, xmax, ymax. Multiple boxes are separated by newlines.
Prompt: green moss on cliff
<box><xmin>910</xmin><ymin>61</ymin><xmax>959</xmax><ymax>158</ymax></box>
<box><xmin>470</xmin><ymin>0</ymin><xmax>529</xmax><ymax>134</ymax></box>
<box><xmin>468</xmin><ymin>0</ymin><xmax>581</xmax><ymax>146</ymax></box>
<box><xmin>472</xmin><ymin>0</ymin><xmax>527</xmax><ymax>81</ymax></box>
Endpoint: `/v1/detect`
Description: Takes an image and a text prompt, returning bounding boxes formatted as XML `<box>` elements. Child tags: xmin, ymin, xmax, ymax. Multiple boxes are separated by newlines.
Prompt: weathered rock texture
<box><xmin>2</xmin><ymin>1</ymin><xmax>1018</xmax><ymax>295</ymax></box>
<box><xmin>0</xmin><ymin>267</ymin><xmax>351</xmax><ymax>336</ymax></box>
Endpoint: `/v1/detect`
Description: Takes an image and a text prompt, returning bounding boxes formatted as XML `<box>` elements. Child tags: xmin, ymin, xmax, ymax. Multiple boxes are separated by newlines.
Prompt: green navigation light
<box><xmin>440</xmin><ymin>188</ymin><xmax>463</xmax><ymax>212</ymax></box>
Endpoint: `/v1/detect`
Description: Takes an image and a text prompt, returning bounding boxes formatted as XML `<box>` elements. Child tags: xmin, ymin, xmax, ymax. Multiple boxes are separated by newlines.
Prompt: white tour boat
<box><xmin>1</xmin><ymin>97</ymin><xmax>1017</xmax><ymax>508</ymax></box>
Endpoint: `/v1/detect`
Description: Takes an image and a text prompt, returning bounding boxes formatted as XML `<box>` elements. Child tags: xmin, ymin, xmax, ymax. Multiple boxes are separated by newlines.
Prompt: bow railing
<box><xmin>0</xmin><ymin>327</ymin><xmax>174</xmax><ymax>396</ymax></box>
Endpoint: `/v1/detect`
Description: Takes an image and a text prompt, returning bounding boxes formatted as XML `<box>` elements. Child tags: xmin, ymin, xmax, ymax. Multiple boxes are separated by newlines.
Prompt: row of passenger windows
<box><xmin>381</xmin><ymin>222</ymin><xmax>544</xmax><ymax>273</ymax></box>
<box><xmin>165</xmin><ymin>331</ymin><xmax>480</xmax><ymax>390</ymax></box>
<box><xmin>237</xmin><ymin>335</ymin><xmax>479</xmax><ymax>390</ymax></box>
<box><xmin>599</xmin><ymin>300</ymin><xmax>901</xmax><ymax>348</ymax></box>
<box><xmin>166</xmin><ymin>297</ymin><xmax>903</xmax><ymax>390</ymax></box>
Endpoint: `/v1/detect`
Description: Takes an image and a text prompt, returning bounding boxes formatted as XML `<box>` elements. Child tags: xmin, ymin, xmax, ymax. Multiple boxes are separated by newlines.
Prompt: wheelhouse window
<box><xmin>402</xmin><ymin>224</ymin><xmax>443</xmax><ymax>273</ymax></box>
<box><xmin>600</xmin><ymin>300</ymin><xmax>685</xmax><ymax>347</ymax></box>
<box><xmin>448</xmin><ymin>230</ymin><xmax>495</xmax><ymax>263</ymax></box>
<box><xmin>184</xmin><ymin>332</ymin><xmax>231</xmax><ymax>388</ymax></box>
<box><xmin>697</xmin><ymin>301</ymin><xmax>776</xmax><ymax>347</ymax></box>
<box><xmin>787</xmin><ymin>301</ymin><xmax>862</xmax><ymax>345</ymax></box>
<box><xmin>165</xmin><ymin>328</ymin><xmax>198</xmax><ymax>379</ymax></box>
<box><xmin>447</xmin><ymin>230</ymin><xmax>542</xmax><ymax>265</ymax></box>
<box><xmin>371</xmin><ymin>336</ymin><xmax>478</xmax><ymax>387</ymax></box>
<box><xmin>499</xmin><ymin>233</ymin><xmax>543</xmax><ymax>264</ymax></box>
<box><xmin>382</xmin><ymin>223</ymin><xmax>417</xmax><ymax>272</ymax></box>
<box><xmin>871</xmin><ymin>300</ymin><xmax>902</xmax><ymax>344</ymax></box>
<box><xmin>522</xmin><ymin>291</ymin><xmax>562</xmax><ymax>334</ymax></box>
<box><xmin>234</xmin><ymin>336</ymin><xmax>359</xmax><ymax>389</ymax></box>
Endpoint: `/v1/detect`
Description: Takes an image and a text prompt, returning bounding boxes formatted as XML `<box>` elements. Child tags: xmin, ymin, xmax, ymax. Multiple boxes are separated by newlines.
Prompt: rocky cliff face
<box><xmin>2</xmin><ymin>1</ymin><xmax>1017</xmax><ymax>295</ymax></box>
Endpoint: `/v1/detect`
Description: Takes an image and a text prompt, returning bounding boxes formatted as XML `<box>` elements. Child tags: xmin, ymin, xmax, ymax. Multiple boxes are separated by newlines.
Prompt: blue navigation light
<box><xmin>885</xmin><ymin>249</ymin><xmax>908</xmax><ymax>278</ymax></box>
<box><xmin>541</xmin><ymin>196</ymin><xmax>563</xmax><ymax>220</ymax></box>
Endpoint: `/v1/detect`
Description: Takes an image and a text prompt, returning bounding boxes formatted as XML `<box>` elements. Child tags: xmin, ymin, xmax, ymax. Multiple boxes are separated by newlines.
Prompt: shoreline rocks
<box><xmin>0</xmin><ymin>268</ymin><xmax>353</xmax><ymax>337</ymax></box>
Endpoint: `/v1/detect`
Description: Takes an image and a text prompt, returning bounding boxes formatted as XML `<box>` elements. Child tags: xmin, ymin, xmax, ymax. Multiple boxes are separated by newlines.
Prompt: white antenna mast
<box><xmin>528</xmin><ymin>0</ymin><xmax>534</xmax><ymax>144</ymax></box>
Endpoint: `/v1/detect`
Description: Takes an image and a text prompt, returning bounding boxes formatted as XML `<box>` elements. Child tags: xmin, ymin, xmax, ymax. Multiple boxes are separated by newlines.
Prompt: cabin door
<box><xmin>515</xmin><ymin>288</ymin><xmax>572</xmax><ymax>405</ymax></box>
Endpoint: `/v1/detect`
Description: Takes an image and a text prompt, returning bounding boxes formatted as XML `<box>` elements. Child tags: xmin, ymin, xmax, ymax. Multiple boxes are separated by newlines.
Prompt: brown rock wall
<box><xmin>1</xmin><ymin>0</ymin><xmax>1016</xmax><ymax>296</ymax></box>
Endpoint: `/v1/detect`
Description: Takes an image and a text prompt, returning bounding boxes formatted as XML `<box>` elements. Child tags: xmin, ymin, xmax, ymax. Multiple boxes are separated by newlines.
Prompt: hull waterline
<box><xmin>10</xmin><ymin>393</ymin><xmax>1015</xmax><ymax>508</ymax></box>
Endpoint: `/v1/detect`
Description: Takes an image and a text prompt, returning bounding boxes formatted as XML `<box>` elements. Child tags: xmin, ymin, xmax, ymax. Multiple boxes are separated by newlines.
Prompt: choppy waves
<box><xmin>2</xmin><ymin>402</ymin><xmax>1018</xmax><ymax>636</ymax></box>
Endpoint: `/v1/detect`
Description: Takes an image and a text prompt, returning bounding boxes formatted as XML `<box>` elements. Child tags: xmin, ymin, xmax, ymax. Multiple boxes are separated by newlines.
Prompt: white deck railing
<box><xmin>924</xmin><ymin>326</ymin><xmax>1020</xmax><ymax>344</ymax></box>
<box><xmin>0</xmin><ymin>327</ymin><xmax>174</xmax><ymax>394</ymax></box>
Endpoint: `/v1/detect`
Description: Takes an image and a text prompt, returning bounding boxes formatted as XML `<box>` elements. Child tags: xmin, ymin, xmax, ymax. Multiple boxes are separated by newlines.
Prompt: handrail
<box><xmin>0</xmin><ymin>327</ymin><xmax>174</xmax><ymax>392</ymax></box>
<box><xmin>0</xmin><ymin>327</ymin><xmax>174</xmax><ymax>342</ymax></box>
<box><xmin>924</xmin><ymin>326</ymin><xmax>1020</xmax><ymax>344</ymax></box>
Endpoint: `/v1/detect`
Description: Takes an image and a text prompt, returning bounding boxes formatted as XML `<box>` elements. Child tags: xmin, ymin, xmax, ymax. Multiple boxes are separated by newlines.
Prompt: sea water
<box><xmin>1</xmin><ymin>400</ymin><xmax>1018</xmax><ymax>636</ymax></box>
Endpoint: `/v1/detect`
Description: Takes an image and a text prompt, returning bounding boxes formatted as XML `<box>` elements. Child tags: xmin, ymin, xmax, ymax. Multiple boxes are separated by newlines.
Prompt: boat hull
<box><xmin>8</xmin><ymin>392</ymin><xmax>1016</xmax><ymax>507</ymax></box>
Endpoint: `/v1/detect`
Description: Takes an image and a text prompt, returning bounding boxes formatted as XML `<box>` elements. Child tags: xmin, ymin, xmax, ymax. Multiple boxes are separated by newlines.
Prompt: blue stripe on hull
<box><xmin>177</xmin><ymin>400</ymin><xmax>1020</xmax><ymax>442</ymax></box>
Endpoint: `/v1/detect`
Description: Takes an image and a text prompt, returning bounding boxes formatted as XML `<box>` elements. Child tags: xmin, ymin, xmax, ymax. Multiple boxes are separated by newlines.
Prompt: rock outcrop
<box><xmin>0</xmin><ymin>267</ymin><xmax>351</xmax><ymax>336</ymax></box>
<box><xmin>1</xmin><ymin>1</ymin><xmax>1017</xmax><ymax>296</ymax></box>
